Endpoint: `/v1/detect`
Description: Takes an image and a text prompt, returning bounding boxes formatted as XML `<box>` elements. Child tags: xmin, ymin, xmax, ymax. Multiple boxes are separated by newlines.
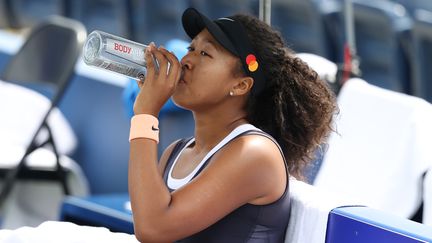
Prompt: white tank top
<box><xmin>167</xmin><ymin>124</ymin><xmax>260</xmax><ymax>190</ymax></box>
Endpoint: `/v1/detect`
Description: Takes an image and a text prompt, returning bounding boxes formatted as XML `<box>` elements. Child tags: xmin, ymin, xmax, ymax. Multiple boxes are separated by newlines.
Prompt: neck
<box><xmin>192</xmin><ymin>108</ymin><xmax>248</xmax><ymax>152</ymax></box>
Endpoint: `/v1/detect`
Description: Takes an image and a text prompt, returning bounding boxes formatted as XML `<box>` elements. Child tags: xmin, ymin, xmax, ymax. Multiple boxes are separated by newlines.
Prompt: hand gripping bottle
<box><xmin>83</xmin><ymin>30</ymin><xmax>157</xmax><ymax>79</ymax></box>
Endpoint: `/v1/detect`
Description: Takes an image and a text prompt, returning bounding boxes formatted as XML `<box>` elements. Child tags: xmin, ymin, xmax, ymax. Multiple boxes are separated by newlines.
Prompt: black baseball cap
<box><xmin>181</xmin><ymin>8</ymin><xmax>266</xmax><ymax>95</ymax></box>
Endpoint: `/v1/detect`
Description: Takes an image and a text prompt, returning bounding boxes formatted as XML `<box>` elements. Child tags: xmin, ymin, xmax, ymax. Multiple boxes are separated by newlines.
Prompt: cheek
<box><xmin>198</xmin><ymin>61</ymin><xmax>233</xmax><ymax>85</ymax></box>
<box><xmin>173</xmin><ymin>59</ymin><xmax>235</xmax><ymax>103</ymax></box>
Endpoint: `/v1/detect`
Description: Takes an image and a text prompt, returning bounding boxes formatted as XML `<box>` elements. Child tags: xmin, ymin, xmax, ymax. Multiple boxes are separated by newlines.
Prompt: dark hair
<box><xmin>231</xmin><ymin>14</ymin><xmax>338</xmax><ymax>180</ymax></box>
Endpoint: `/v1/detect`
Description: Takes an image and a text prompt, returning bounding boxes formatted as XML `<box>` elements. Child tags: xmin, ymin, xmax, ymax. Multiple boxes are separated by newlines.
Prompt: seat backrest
<box><xmin>352</xmin><ymin>0</ymin><xmax>412</xmax><ymax>93</ymax></box>
<box><xmin>131</xmin><ymin>0</ymin><xmax>188</xmax><ymax>45</ymax></box>
<box><xmin>270</xmin><ymin>0</ymin><xmax>335</xmax><ymax>60</ymax></box>
<box><xmin>412</xmin><ymin>9</ymin><xmax>432</xmax><ymax>103</ymax></box>
<box><xmin>329</xmin><ymin>0</ymin><xmax>412</xmax><ymax>93</ymax></box>
<box><xmin>189</xmin><ymin>0</ymin><xmax>255</xmax><ymax>20</ymax></box>
<box><xmin>7</xmin><ymin>0</ymin><xmax>66</xmax><ymax>29</ymax></box>
<box><xmin>0</xmin><ymin>15</ymin><xmax>86</xmax><ymax>101</ymax></box>
<box><xmin>67</xmin><ymin>0</ymin><xmax>131</xmax><ymax>39</ymax></box>
<box><xmin>424</xmin><ymin>169</ymin><xmax>432</xmax><ymax>226</ymax></box>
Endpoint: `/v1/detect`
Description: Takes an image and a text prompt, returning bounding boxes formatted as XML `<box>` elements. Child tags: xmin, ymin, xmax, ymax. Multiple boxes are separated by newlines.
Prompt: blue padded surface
<box><xmin>59</xmin><ymin>75</ymin><xmax>130</xmax><ymax>194</ymax></box>
<box><xmin>60</xmin><ymin>194</ymin><xmax>133</xmax><ymax>234</ymax></box>
<box><xmin>0</xmin><ymin>52</ymin><xmax>11</xmax><ymax>72</ymax></box>
<box><xmin>326</xmin><ymin>207</ymin><xmax>432</xmax><ymax>243</ymax></box>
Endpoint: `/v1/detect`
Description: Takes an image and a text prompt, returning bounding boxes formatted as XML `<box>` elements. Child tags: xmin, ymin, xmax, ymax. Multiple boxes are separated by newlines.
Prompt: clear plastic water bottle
<box><xmin>83</xmin><ymin>30</ymin><xmax>157</xmax><ymax>79</ymax></box>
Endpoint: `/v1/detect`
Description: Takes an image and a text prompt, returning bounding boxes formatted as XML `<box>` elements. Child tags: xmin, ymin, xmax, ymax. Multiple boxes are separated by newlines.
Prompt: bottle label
<box><xmin>106</xmin><ymin>38</ymin><xmax>146</xmax><ymax>66</ymax></box>
<box><xmin>99</xmin><ymin>60</ymin><xmax>136</xmax><ymax>76</ymax></box>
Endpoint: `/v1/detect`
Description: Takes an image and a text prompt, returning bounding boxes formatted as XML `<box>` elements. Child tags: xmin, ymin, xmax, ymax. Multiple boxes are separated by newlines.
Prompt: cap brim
<box><xmin>182</xmin><ymin>8</ymin><xmax>237</xmax><ymax>55</ymax></box>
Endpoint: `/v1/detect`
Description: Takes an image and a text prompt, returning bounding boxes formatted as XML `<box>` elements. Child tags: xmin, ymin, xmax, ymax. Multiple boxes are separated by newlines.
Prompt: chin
<box><xmin>171</xmin><ymin>95</ymin><xmax>191</xmax><ymax>111</ymax></box>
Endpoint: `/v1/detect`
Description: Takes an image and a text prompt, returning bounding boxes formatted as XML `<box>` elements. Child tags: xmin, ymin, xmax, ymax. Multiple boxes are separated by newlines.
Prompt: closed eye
<box><xmin>200</xmin><ymin>51</ymin><xmax>210</xmax><ymax>57</ymax></box>
<box><xmin>187</xmin><ymin>46</ymin><xmax>212</xmax><ymax>58</ymax></box>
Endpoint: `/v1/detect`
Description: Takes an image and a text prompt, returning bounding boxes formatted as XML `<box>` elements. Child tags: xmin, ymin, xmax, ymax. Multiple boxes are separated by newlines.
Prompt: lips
<box><xmin>179</xmin><ymin>69</ymin><xmax>187</xmax><ymax>84</ymax></box>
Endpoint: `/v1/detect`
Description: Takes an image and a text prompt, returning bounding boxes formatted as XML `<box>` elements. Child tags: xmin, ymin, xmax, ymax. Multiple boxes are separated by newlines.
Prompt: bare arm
<box><xmin>129</xmin><ymin>135</ymin><xmax>286</xmax><ymax>242</ymax></box>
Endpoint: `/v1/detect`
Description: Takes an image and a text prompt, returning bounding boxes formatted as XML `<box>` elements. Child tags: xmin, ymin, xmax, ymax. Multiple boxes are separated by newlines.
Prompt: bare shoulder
<box><xmin>221</xmin><ymin>134</ymin><xmax>284</xmax><ymax>168</ymax></box>
<box><xmin>209</xmin><ymin>134</ymin><xmax>287</xmax><ymax>205</ymax></box>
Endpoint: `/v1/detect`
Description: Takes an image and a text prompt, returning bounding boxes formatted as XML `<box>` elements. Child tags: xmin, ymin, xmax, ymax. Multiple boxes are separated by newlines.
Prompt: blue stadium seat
<box><xmin>270</xmin><ymin>0</ymin><xmax>340</xmax><ymax>61</ymax></box>
<box><xmin>66</xmin><ymin>0</ymin><xmax>131</xmax><ymax>39</ymax></box>
<box><xmin>189</xmin><ymin>0</ymin><xmax>256</xmax><ymax>20</ymax></box>
<box><xmin>59</xmin><ymin>73</ymin><xmax>131</xmax><ymax>194</ymax></box>
<box><xmin>130</xmin><ymin>0</ymin><xmax>188</xmax><ymax>45</ymax></box>
<box><xmin>355</xmin><ymin>0</ymin><xmax>412</xmax><ymax>93</ymax></box>
<box><xmin>7</xmin><ymin>0</ymin><xmax>66</xmax><ymax>29</ymax></box>
<box><xmin>326</xmin><ymin>207</ymin><xmax>432</xmax><ymax>242</ymax></box>
<box><xmin>411</xmin><ymin>9</ymin><xmax>432</xmax><ymax>102</ymax></box>
<box><xmin>334</xmin><ymin>0</ymin><xmax>413</xmax><ymax>93</ymax></box>
<box><xmin>60</xmin><ymin>194</ymin><xmax>133</xmax><ymax>233</ymax></box>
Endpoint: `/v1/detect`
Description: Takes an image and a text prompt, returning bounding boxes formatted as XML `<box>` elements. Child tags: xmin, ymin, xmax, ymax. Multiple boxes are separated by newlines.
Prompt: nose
<box><xmin>180</xmin><ymin>53</ymin><xmax>192</xmax><ymax>70</ymax></box>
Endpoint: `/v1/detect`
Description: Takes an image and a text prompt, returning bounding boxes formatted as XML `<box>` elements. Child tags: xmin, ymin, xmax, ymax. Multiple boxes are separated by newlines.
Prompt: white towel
<box><xmin>296</xmin><ymin>53</ymin><xmax>338</xmax><ymax>84</ymax></box>
<box><xmin>0</xmin><ymin>221</ymin><xmax>138</xmax><ymax>243</ymax></box>
<box><xmin>314</xmin><ymin>78</ymin><xmax>432</xmax><ymax>218</ymax></box>
<box><xmin>285</xmin><ymin>179</ymin><xmax>356</xmax><ymax>243</ymax></box>
<box><xmin>424</xmin><ymin>169</ymin><xmax>432</xmax><ymax>226</ymax></box>
<box><xmin>0</xmin><ymin>81</ymin><xmax>77</xmax><ymax>155</ymax></box>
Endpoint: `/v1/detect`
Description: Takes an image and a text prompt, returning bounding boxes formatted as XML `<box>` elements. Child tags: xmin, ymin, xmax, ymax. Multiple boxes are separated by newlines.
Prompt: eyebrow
<box><xmin>205</xmin><ymin>39</ymin><xmax>222</xmax><ymax>52</ymax></box>
<box><xmin>192</xmin><ymin>35</ymin><xmax>222</xmax><ymax>52</ymax></box>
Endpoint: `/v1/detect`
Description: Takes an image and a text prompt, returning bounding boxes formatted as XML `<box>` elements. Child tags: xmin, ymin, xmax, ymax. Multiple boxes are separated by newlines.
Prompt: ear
<box><xmin>232</xmin><ymin>77</ymin><xmax>254</xmax><ymax>96</ymax></box>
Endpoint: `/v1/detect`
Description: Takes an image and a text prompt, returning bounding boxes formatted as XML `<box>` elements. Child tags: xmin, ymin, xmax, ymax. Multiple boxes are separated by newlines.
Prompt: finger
<box><xmin>135</xmin><ymin>79</ymin><xmax>144</xmax><ymax>89</ymax></box>
<box><xmin>144</xmin><ymin>45</ymin><xmax>155</xmax><ymax>81</ymax></box>
<box><xmin>159</xmin><ymin>48</ymin><xmax>181</xmax><ymax>82</ymax></box>
<box><xmin>158</xmin><ymin>48</ymin><xmax>180</xmax><ymax>73</ymax></box>
<box><xmin>152</xmin><ymin>46</ymin><xmax>169</xmax><ymax>78</ymax></box>
<box><xmin>138</xmin><ymin>73</ymin><xmax>145</xmax><ymax>81</ymax></box>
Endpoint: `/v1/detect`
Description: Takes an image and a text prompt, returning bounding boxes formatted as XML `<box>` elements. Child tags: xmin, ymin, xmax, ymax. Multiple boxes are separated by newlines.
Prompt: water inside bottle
<box><xmin>83</xmin><ymin>34</ymin><xmax>100</xmax><ymax>64</ymax></box>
